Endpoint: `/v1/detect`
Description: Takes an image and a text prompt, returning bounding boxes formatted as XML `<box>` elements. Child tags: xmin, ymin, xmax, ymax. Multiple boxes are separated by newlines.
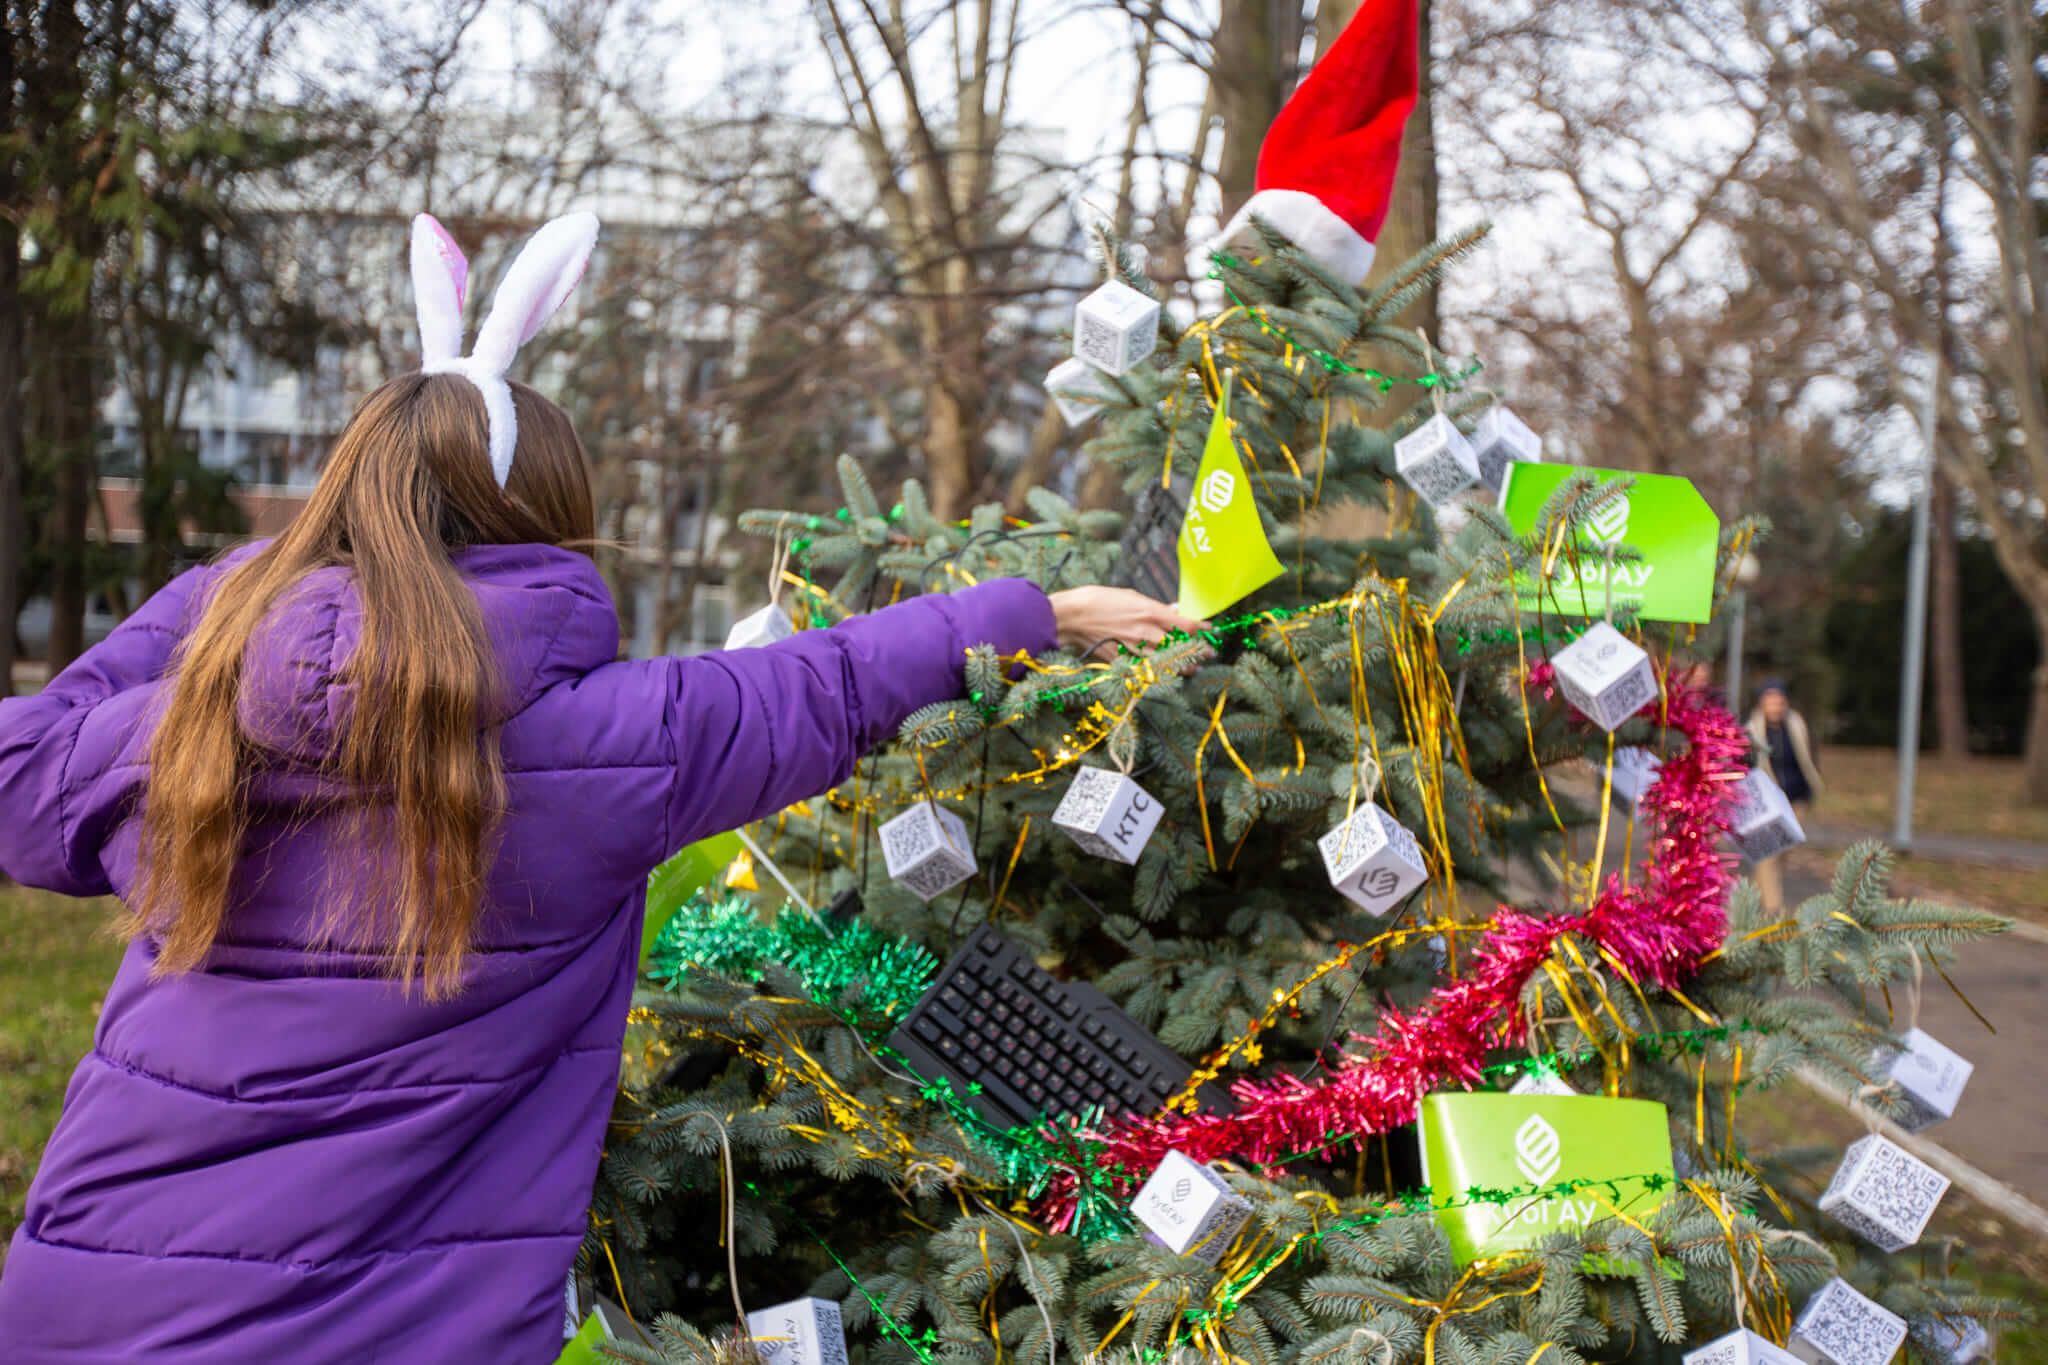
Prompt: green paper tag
<box><xmin>1418</xmin><ymin>1092</ymin><xmax>1676</xmax><ymax>1266</ymax></box>
<box><xmin>1498</xmin><ymin>463</ymin><xmax>1720</xmax><ymax>623</ymax></box>
<box><xmin>1176</xmin><ymin>385</ymin><xmax>1284</xmax><ymax>620</ymax></box>
<box><xmin>643</xmin><ymin>831</ymin><xmax>745</xmax><ymax>964</ymax></box>
<box><xmin>553</xmin><ymin>1310</ymin><xmax>612</xmax><ymax>1365</ymax></box>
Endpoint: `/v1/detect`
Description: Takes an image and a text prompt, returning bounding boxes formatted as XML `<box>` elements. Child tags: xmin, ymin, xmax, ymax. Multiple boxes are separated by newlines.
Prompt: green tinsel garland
<box><xmin>646</xmin><ymin>890</ymin><xmax>938</xmax><ymax>1019</ymax></box>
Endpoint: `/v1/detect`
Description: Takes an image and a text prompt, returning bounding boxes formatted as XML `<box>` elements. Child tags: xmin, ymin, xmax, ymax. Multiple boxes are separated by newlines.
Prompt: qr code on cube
<box><xmin>1076</xmin><ymin>313</ymin><xmax>1121</xmax><ymax>369</ymax></box>
<box><xmin>881</xmin><ymin>811</ymin><xmax>939</xmax><ymax>871</ymax></box>
<box><xmin>1686</xmin><ymin>1338</ymin><xmax>1743</xmax><ymax>1365</ymax></box>
<box><xmin>1843</xmin><ymin>1141</ymin><xmax>1946</xmax><ymax>1231</ymax></box>
<box><xmin>1406</xmin><ymin>452</ymin><xmax>1470</xmax><ymax>506</ymax></box>
<box><xmin>1056</xmin><ymin>769</ymin><xmax>1119</xmax><ymax>829</ymax></box>
<box><xmin>1604</xmin><ymin>664</ymin><xmax>1657</xmax><ymax>718</ymax></box>
<box><xmin>1798</xmin><ymin>1280</ymin><xmax>1906</xmax><ymax>1365</ymax></box>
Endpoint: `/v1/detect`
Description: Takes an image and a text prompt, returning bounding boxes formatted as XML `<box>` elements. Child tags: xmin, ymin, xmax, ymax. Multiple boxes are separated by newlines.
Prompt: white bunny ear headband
<box><xmin>410</xmin><ymin>210</ymin><xmax>599</xmax><ymax>486</ymax></box>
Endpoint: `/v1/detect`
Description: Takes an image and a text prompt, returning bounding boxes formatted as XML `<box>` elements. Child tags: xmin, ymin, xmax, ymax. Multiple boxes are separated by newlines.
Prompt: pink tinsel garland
<box><xmin>1063</xmin><ymin>667</ymin><xmax>1751</xmax><ymax>1202</ymax></box>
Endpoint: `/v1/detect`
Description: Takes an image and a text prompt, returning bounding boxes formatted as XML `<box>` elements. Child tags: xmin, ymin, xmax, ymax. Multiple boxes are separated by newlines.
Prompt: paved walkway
<box><xmin>1784</xmin><ymin>865</ymin><xmax>2048</xmax><ymax>1210</ymax></box>
<box><xmin>1806</xmin><ymin>822</ymin><xmax>2048</xmax><ymax>870</ymax></box>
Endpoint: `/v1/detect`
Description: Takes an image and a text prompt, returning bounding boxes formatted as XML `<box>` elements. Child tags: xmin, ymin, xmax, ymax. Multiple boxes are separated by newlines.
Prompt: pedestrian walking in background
<box><xmin>1745</xmin><ymin>679</ymin><xmax>1823</xmax><ymax>911</ymax></box>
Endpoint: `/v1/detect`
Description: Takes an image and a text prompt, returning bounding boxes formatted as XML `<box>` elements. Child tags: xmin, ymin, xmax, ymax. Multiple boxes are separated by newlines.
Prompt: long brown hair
<box><xmin>134</xmin><ymin>373</ymin><xmax>597</xmax><ymax>998</ymax></box>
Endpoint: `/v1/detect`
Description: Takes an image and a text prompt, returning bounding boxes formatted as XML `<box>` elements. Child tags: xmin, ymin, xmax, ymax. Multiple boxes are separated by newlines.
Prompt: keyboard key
<box><xmin>913</xmin><ymin>1017</ymin><xmax>942</xmax><ymax>1042</ymax></box>
<box><xmin>1053</xmin><ymin>996</ymin><xmax>1079</xmax><ymax>1018</ymax></box>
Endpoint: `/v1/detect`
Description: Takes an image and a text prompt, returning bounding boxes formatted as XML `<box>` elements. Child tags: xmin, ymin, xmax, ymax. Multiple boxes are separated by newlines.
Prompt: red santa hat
<box><xmin>1210</xmin><ymin>0</ymin><xmax>1420</xmax><ymax>284</ymax></box>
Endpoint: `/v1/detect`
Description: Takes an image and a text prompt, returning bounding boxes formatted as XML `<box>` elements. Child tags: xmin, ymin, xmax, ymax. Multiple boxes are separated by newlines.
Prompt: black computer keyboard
<box><xmin>887</xmin><ymin>924</ymin><xmax>1222</xmax><ymax>1130</ymax></box>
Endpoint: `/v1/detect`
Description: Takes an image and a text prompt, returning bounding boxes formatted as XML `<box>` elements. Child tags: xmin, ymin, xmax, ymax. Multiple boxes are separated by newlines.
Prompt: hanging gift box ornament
<box><xmin>1469</xmin><ymin>405</ymin><xmax>1542</xmax><ymax>494</ymax></box>
<box><xmin>1911</xmin><ymin>1315</ymin><xmax>1990</xmax><ymax>1365</ymax></box>
<box><xmin>1869</xmin><ymin>1027</ymin><xmax>1973</xmax><ymax>1132</ymax></box>
<box><xmin>1609</xmin><ymin>746</ymin><xmax>1663</xmax><ymax>808</ymax></box>
<box><xmin>1683</xmin><ymin>1328</ymin><xmax>1805</xmax><ymax>1365</ymax></box>
<box><xmin>1317</xmin><ymin>804</ymin><xmax>1429</xmax><ymax>916</ymax></box>
<box><xmin>1130</xmin><ymin>1149</ymin><xmax>1254</xmax><ymax>1265</ymax></box>
<box><xmin>1044</xmin><ymin>356</ymin><xmax>1119</xmax><ymax>427</ymax></box>
<box><xmin>747</xmin><ymin>1297</ymin><xmax>850</xmax><ymax>1365</ymax></box>
<box><xmin>1395</xmin><ymin>413</ymin><xmax>1482</xmax><ymax>507</ymax></box>
<box><xmin>1508</xmin><ymin>1066</ymin><xmax>1575</xmax><ymax>1097</ymax></box>
<box><xmin>1052</xmin><ymin>767</ymin><xmax>1162</xmax><ymax>865</ymax></box>
<box><xmin>725</xmin><ymin>602</ymin><xmax>795</xmax><ymax>651</ymax></box>
<box><xmin>1817</xmin><ymin>1134</ymin><xmax>1949</xmax><ymax>1252</ymax></box>
<box><xmin>1728</xmin><ymin>768</ymin><xmax>1806</xmax><ymax>861</ymax></box>
<box><xmin>1790</xmin><ymin>1278</ymin><xmax>1908</xmax><ymax>1365</ymax></box>
<box><xmin>879</xmin><ymin>801</ymin><xmax>978</xmax><ymax>902</ymax></box>
<box><xmin>1073</xmin><ymin>280</ymin><xmax>1160</xmax><ymax>376</ymax></box>
<box><xmin>1551</xmin><ymin>622</ymin><xmax>1659</xmax><ymax>732</ymax></box>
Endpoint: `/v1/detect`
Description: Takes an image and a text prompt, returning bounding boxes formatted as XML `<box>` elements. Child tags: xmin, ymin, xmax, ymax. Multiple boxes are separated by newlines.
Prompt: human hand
<box><xmin>1047</xmin><ymin>586</ymin><xmax>1207</xmax><ymax>660</ymax></box>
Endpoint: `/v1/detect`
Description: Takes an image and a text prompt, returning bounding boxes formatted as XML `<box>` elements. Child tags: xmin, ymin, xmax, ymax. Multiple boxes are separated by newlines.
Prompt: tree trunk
<box><xmin>1928</xmin><ymin>465</ymin><xmax>1969</xmax><ymax>759</ymax></box>
<box><xmin>1347</xmin><ymin>0</ymin><xmax>1437</xmax><ymax>354</ymax></box>
<box><xmin>0</xmin><ymin>8</ymin><xmax>20</xmax><ymax>698</ymax></box>
<box><xmin>1212</xmin><ymin>0</ymin><xmax>1304</xmax><ymax>215</ymax></box>
<box><xmin>40</xmin><ymin>313</ymin><xmax>94</xmax><ymax>673</ymax></box>
<box><xmin>2027</xmin><ymin>607</ymin><xmax>2048</xmax><ymax>805</ymax></box>
<box><xmin>924</xmin><ymin>376</ymin><xmax>979</xmax><ymax>521</ymax></box>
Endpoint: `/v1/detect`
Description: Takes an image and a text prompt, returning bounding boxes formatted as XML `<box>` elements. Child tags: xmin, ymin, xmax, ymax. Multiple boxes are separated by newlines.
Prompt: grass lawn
<box><xmin>0</xmin><ymin>885</ymin><xmax>125</xmax><ymax>1262</ymax></box>
<box><xmin>1816</xmin><ymin>746</ymin><xmax>2048</xmax><ymax>846</ymax></box>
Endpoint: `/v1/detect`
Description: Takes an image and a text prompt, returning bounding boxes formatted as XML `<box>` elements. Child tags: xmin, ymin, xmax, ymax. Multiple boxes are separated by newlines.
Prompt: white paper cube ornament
<box><xmin>1609</xmin><ymin>746</ymin><xmax>1663</xmax><ymax>809</ymax></box>
<box><xmin>879</xmin><ymin>801</ymin><xmax>978</xmax><ymax>902</ymax></box>
<box><xmin>1394</xmin><ymin>413</ymin><xmax>1483</xmax><ymax>507</ymax></box>
<box><xmin>1470</xmin><ymin>405</ymin><xmax>1542</xmax><ymax>494</ymax></box>
<box><xmin>1130</xmin><ymin>1149</ymin><xmax>1255</xmax><ymax>1265</ymax></box>
<box><xmin>1053</xmin><ymin>767</ymin><xmax>1162</xmax><ymax>864</ymax></box>
<box><xmin>1869</xmin><ymin>1027</ymin><xmax>1973</xmax><ymax>1132</ymax></box>
<box><xmin>1317</xmin><ymin>805</ymin><xmax>1429</xmax><ymax>917</ymax></box>
<box><xmin>1728</xmin><ymin>768</ymin><xmax>1807</xmax><ymax>862</ymax></box>
<box><xmin>1817</xmin><ymin>1134</ymin><xmax>1949</xmax><ymax>1252</ymax></box>
<box><xmin>1912</xmin><ymin>1314</ymin><xmax>1989</xmax><ymax>1365</ymax></box>
<box><xmin>1074</xmin><ymin>280</ymin><xmax>1160</xmax><ymax>376</ymax></box>
<box><xmin>1791</xmin><ymin>1278</ymin><xmax>1907</xmax><ymax>1365</ymax></box>
<box><xmin>1508</xmin><ymin>1067</ymin><xmax>1575</xmax><ymax>1097</ymax></box>
<box><xmin>725</xmin><ymin>602</ymin><xmax>796</xmax><ymax>651</ymax></box>
<box><xmin>748</xmin><ymin>1296</ymin><xmax>850</xmax><ymax>1365</ymax></box>
<box><xmin>1552</xmin><ymin>622</ymin><xmax>1659</xmax><ymax>733</ymax></box>
<box><xmin>1045</xmin><ymin>356</ymin><xmax>1118</xmax><ymax>427</ymax></box>
<box><xmin>1683</xmin><ymin>1327</ymin><xmax>1805</xmax><ymax>1365</ymax></box>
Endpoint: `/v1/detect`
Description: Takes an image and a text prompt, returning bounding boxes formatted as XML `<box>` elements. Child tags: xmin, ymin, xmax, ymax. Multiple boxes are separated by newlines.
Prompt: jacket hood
<box><xmin>235</xmin><ymin>543</ymin><xmax>619</xmax><ymax>763</ymax></box>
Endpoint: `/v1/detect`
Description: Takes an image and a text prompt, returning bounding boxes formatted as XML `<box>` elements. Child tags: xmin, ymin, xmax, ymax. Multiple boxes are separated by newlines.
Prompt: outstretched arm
<box><xmin>655</xmin><ymin>581</ymin><xmax>1197</xmax><ymax>855</ymax></box>
<box><xmin>0</xmin><ymin>563</ymin><xmax>219</xmax><ymax>894</ymax></box>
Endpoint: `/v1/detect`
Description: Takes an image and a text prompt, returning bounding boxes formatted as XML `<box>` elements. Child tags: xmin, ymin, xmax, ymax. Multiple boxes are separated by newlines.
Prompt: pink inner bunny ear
<box><xmin>411</xmin><ymin>213</ymin><xmax>471</xmax><ymax>366</ymax></box>
<box><xmin>421</xmin><ymin>215</ymin><xmax>470</xmax><ymax>307</ymax></box>
<box><xmin>469</xmin><ymin>212</ymin><xmax>600</xmax><ymax>373</ymax></box>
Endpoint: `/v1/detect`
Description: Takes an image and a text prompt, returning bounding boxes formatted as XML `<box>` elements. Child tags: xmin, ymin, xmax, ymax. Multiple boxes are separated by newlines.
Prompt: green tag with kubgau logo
<box><xmin>1497</xmin><ymin>463</ymin><xmax>1720</xmax><ymax>624</ymax></box>
<box><xmin>1176</xmin><ymin>384</ymin><xmax>1285</xmax><ymax>620</ymax></box>
<box><xmin>1418</xmin><ymin>1092</ymin><xmax>1676</xmax><ymax>1266</ymax></box>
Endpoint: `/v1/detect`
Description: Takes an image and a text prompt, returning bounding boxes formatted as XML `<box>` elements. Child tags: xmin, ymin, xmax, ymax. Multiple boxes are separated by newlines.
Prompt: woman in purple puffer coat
<box><xmin>0</xmin><ymin>214</ymin><xmax>1193</xmax><ymax>1362</ymax></box>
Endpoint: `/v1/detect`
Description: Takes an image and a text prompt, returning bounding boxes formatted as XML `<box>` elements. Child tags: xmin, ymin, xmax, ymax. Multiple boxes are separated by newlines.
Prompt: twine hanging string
<box><xmin>1908</xmin><ymin>945</ymin><xmax>1925</xmax><ymax>1034</ymax></box>
<box><xmin>1417</xmin><ymin>329</ymin><xmax>1450</xmax><ymax>421</ymax></box>
<box><xmin>766</xmin><ymin>530</ymin><xmax>793</xmax><ymax>613</ymax></box>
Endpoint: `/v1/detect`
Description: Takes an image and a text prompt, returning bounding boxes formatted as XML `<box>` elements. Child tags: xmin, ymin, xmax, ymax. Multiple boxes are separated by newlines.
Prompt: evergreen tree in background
<box><xmin>583</xmin><ymin>227</ymin><xmax>2017</xmax><ymax>1365</ymax></box>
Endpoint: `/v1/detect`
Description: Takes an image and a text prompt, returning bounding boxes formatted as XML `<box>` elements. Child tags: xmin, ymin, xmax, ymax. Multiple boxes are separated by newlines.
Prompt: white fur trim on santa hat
<box><xmin>1209</xmin><ymin>189</ymin><xmax>1377</xmax><ymax>285</ymax></box>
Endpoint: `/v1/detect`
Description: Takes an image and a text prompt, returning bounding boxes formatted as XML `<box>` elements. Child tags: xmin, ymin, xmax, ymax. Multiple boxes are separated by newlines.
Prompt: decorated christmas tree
<box><xmin>571</xmin><ymin>5</ymin><xmax>2018</xmax><ymax>1362</ymax></box>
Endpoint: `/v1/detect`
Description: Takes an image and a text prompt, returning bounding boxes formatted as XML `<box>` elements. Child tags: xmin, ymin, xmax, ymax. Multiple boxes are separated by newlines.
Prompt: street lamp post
<box><xmin>1892</xmin><ymin>352</ymin><xmax>1941</xmax><ymax>850</ymax></box>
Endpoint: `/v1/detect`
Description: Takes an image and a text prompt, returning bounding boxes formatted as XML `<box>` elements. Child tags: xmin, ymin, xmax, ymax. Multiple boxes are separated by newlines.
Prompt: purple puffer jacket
<box><xmin>0</xmin><ymin>542</ymin><xmax>1055</xmax><ymax>1363</ymax></box>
